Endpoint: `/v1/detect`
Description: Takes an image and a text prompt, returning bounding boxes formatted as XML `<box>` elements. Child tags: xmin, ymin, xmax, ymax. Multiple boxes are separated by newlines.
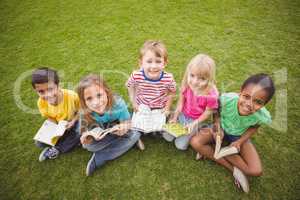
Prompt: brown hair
<box><xmin>139</xmin><ymin>40</ymin><xmax>168</xmax><ymax>64</ymax></box>
<box><xmin>77</xmin><ymin>74</ymin><xmax>114</xmax><ymax>124</ymax></box>
<box><xmin>31</xmin><ymin>67</ymin><xmax>59</xmax><ymax>88</ymax></box>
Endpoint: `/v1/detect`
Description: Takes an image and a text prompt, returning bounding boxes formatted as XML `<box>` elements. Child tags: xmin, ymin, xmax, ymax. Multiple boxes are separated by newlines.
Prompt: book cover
<box><xmin>163</xmin><ymin>123</ymin><xmax>187</xmax><ymax>137</ymax></box>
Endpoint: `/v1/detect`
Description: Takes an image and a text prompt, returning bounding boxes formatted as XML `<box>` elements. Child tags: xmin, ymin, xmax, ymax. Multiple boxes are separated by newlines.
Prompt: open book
<box><xmin>214</xmin><ymin>134</ymin><xmax>239</xmax><ymax>159</ymax></box>
<box><xmin>81</xmin><ymin>127</ymin><xmax>117</xmax><ymax>141</ymax></box>
<box><xmin>163</xmin><ymin>123</ymin><xmax>188</xmax><ymax>137</ymax></box>
<box><xmin>33</xmin><ymin>120</ymin><xmax>68</xmax><ymax>146</ymax></box>
<box><xmin>131</xmin><ymin>104</ymin><xmax>166</xmax><ymax>133</ymax></box>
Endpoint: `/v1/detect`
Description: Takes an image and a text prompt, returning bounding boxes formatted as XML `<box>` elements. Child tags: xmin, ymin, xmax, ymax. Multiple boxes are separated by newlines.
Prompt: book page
<box><xmin>34</xmin><ymin>120</ymin><xmax>60</xmax><ymax>146</ymax></box>
<box><xmin>131</xmin><ymin>107</ymin><xmax>166</xmax><ymax>133</ymax></box>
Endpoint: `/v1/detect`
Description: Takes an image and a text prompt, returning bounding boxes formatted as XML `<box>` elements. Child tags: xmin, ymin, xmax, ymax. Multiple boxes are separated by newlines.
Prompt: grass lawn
<box><xmin>0</xmin><ymin>0</ymin><xmax>299</xmax><ymax>199</ymax></box>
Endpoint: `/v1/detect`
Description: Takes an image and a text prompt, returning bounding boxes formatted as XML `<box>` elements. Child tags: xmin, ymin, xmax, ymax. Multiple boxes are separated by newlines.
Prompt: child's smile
<box><xmin>84</xmin><ymin>84</ymin><xmax>108</xmax><ymax>115</ymax></box>
<box><xmin>140</xmin><ymin>50</ymin><xmax>165</xmax><ymax>80</ymax></box>
<box><xmin>238</xmin><ymin>84</ymin><xmax>268</xmax><ymax>116</ymax></box>
<box><xmin>34</xmin><ymin>81</ymin><xmax>62</xmax><ymax>105</ymax></box>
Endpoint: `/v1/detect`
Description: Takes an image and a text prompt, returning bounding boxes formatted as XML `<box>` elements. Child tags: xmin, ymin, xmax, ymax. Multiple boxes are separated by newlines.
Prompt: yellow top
<box><xmin>38</xmin><ymin>89</ymin><xmax>80</xmax><ymax>122</ymax></box>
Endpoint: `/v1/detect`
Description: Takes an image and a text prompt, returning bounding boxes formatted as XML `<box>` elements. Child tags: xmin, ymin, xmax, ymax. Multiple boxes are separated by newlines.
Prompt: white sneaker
<box><xmin>233</xmin><ymin>167</ymin><xmax>249</xmax><ymax>193</ymax></box>
<box><xmin>195</xmin><ymin>153</ymin><xmax>203</xmax><ymax>160</ymax></box>
<box><xmin>137</xmin><ymin>139</ymin><xmax>145</xmax><ymax>150</ymax></box>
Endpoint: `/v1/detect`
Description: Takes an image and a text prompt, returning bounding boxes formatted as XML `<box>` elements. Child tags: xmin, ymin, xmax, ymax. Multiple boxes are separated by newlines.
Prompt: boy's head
<box><xmin>139</xmin><ymin>40</ymin><xmax>168</xmax><ymax>80</ymax></box>
<box><xmin>238</xmin><ymin>73</ymin><xmax>275</xmax><ymax>116</ymax></box>
<box><xmin>31</xmin><ymin>67</ymin><xmax>61</xmax><ymax>105</ymax></box>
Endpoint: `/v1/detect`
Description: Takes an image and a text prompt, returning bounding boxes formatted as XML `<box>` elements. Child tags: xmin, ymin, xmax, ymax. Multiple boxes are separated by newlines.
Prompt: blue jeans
<box><xmin>82</xmin><ymin>130</ymin><xmax>141</xmax><ymax>168</ymax></box>
<box><xmin>163</xmin><ymin>113</ymin><xmax>211</xmax><ymax>150</ymax></box>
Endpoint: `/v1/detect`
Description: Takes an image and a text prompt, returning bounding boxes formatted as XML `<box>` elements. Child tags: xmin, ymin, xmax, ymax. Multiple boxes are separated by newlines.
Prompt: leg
<box><xmin>91</xmin><ymin>130</ymin><xmax>141</xmax><ymax>168</ymax></box>
<box><xmin>34</xmin><ymin>140</ymin><xmax>48</xmax><ymax>148</ymax></box>
<box><xmin>190</xmin><ymin>128</ymin><xmax>234</xmax><ymax>172</ymax></box>
<box><xmin>162</xmin><ymin>131</ymin><xmax>175</xmax><ymax>142</ymax></box>
<box><xmin>55</xmin><ymin>122</ymin><xmax>81</xmax><ymax>153</ymax></box>
<box><xmin>224</xmin><ymin>141</ymin><xmax>262</xmax><ymax>177</ymax></box>
<box><xmin>174</xmin><ymin>134</ymin><xmax>191</xmax><ymax>150</ymax></box>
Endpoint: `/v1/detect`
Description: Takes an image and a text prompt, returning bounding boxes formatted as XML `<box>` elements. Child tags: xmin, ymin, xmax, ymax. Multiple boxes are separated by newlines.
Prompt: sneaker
<box><xmin>195</xmin><ymin>153</ymin><xmax>203</xmax><ymax>160</ymax></box>
<box><xmin>136</xmin><ymin>139</ymin><xmax>145</xmax><ymax>150</ymax></box>
<box><xmin>39</xmin><ymin>147</ymin><xmax>59</xmax><ymax>162</ymax></box>
<box><xmin>233</xmin><ymin>167</ymin><xmax>249</xmax><ymax>193</ymax></box>
<box><xmin>86</xmin><ymin>153</ymin><xmax>97</xmax><ymax>176</ymax></box>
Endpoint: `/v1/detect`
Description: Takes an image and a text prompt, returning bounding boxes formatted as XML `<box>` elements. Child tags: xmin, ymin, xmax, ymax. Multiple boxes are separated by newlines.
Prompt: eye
<box><xmin>85</xmin><ymin>96</ymin><xmax>92</xmax><ymax>101</ymax></box>
<box><xmin>38</xmin><ymin>90</ymin><xmax>45</xmax><ymax>95</ymax></box>
<box><xmin>199</xmin><ymin>77</ymin><xmax>206</xmax><ymax>81</ymax></box>
<box><xmin>243</xmin><ymin>94</ymin><xmax>251</xmax><ymax>100</ymax></box>
<box><xmin>255</xmin><ymin>99</ymin><xmax>265</xmax><ymax>105</ymax></box>
<box><xmin>156</xmin><ymin>60</ymin><xmax>162</xmax><ymax>64</ymax></box>
<box><xmin>190</xmin><ymin>74</ymin><xmax>194</xmax><ymax>78</ymax></box>
<box><xmin>96</xmin><ymin>93</ymin><xmax>102</xmax><ymax>98</ymax></box>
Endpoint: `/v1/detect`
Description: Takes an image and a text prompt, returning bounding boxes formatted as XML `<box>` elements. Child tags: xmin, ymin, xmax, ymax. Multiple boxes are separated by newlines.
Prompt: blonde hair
<box><xmin>139</xmin><ymin>40</ymin><xmax>168</xmax><ymax>64</ymax></box>
<box><xmin>77</xmin><ymin>74</ymin><xmax>114</xmax><ymax>124</ymax></box>
<box><xmin>181</xmin><ymin>54</ymin><xmax>216</xmax><ymax>91</ymax></box>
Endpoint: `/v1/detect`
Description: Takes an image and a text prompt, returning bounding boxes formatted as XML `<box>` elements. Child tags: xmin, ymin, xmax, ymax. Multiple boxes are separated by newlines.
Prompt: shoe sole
<box><xmin>39</xmin><ymin>147</ymin><xmax>50</xmax><ymax>162</ymax></box>
<box><xmin>86</xmin><ymin>153</ymin><xmax>96</xmax><ymax>176</ymax></box>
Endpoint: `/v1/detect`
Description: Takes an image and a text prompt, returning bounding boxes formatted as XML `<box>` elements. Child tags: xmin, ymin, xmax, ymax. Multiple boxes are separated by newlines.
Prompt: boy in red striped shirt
<box><xmin>126</xmin><ymin>40</ymin><xmax>176</xmax><ymax>149</ymax></box>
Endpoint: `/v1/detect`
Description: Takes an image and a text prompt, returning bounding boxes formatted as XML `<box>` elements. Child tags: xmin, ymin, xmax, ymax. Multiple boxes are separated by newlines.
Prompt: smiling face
<box><xmin>34</xmin><ymin>81</ymin><xmax>61</xmax><ymax>105</ymax></box>
<box><xmin>84</xmin><ymin>84</ymin><xmax>108</xmax><ymax>115</ymax></box>
<box><xmin>187</xmin><ymin>65</ymin><xmax>209</xmax><ymax>93</ymax></box>
<box><xmin>238</xmin><ymin>83</ymin><xmax>269</xmax><ymax>116</ymax></box>
<box><xmin>140</xmin><ymin>50</ymin><xmax>166</xmax><ymax>80</ymax></box>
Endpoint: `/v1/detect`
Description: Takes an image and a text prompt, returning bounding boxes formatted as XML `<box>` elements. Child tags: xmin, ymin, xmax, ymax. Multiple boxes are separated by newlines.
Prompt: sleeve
<box><xmin>126</xmin><ymin>71</ymin><xmax>137</xmax><ymax>88</ymax></box>
<box><xmin>74</xmin><ymin>93</ymin><xmax>80</xmax><ymax>110</ymax></box>
<box><xmin>257</xmin><ymin>108</ymin><xmax>272</xmax><ymax>125</ymax></box>
<box><xmin>167</xmin><ymin>74</ymin><xmax>176</xmax><ymax>93</ymax></box>
<box><xmin>206</xmin><ymin>89</ymin><xmax>219</xmax><ymax>109</ymax></box>
<box><xmin>115</xmin><ymin>98</ymin><xmax>131</xmax><ymax>121</ymax></box>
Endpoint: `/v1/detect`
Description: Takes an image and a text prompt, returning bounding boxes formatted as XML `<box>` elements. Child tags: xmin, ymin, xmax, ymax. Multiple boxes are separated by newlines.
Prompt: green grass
<box><xmin>0</xmin><ymin>0</ymin><xmax>299</xmax><ymax>199</ymax></box>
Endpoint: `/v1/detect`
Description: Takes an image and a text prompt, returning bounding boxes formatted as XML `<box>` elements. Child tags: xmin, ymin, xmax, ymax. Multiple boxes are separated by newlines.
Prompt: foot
<box><xmin>233</xmin><ymin>167</ymin><xmax>249</xmax><ymax>193</ymax></box>
<box><xmin>136</xmin><ymin>139</ymin><xmax>145</xmax><ymax>150</ymax></box>
<box><xmin>195</xmin><ymin>153</ymin><xmax>203</xmax><ymax>160</ymax></box>
<box><xmin>39</xmin><ymin>147</ymin><xmax>60</xmax><ymax>162</ymax></box>
<box><xmin>86</xmin><ymin>153</ymin><xmax>97</xmax><ymax>176</ymax></box>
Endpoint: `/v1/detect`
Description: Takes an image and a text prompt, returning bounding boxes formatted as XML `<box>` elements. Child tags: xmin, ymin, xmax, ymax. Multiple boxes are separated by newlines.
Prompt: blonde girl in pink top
<box><xmin>163</xmin><ymin>54</ymin><xmax>219</xmax><ymax>153</ymax></box>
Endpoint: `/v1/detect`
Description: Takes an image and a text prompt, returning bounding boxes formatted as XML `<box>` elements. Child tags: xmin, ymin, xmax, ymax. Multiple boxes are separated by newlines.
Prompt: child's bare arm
<box><xmin>127</xmin><ymin>85</ymin><xmax>138</xmax><ymax>112</ymax></box>
<box><xmin>112</xmin><ymin>120</ymin><xmax>131</xmax><ymax>136</ymax></box>
<box><xmin>230</xmin><ymin>126</ymin><xmax>259</xmax><ymax>150</ymax></box>
<box><xmin>163</xmin><ymin>91</ymin><xmax>176</xmax><ymax>117</ymax></box>
<box><xmin>169</xmin><ymin>91</ymin><xmax>184</xmax><ymax>122</ymax></box>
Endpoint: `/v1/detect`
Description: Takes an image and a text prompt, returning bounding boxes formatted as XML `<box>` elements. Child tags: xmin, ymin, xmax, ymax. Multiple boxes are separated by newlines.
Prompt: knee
<box><xmin>190</xmin><ymin>136</ymin><xmax>201</xmax><ymax>148</ymax></box>
<box><xmin>128</xmin><ymin>130</ymin><xmax>141</xmax><ymax>141</ymax></box>
<box><xmin>247</xmin><ymin>168</ymin><xmax>263</xmax><ymax>177</ymax></box>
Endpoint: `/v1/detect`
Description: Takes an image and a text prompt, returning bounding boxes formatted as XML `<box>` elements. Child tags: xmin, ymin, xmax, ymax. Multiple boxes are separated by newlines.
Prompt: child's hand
<box><xmin>185</xmin><ymin>122</ymin><xmax>197</xmax><ymax>133</ymax></box>
<box><xmin>162</xmin><ymin>108</ymin><xmax>171</xmax><ymax>117</ymax></box>
<box><xmin>112</xmin><ymin>123</ymin><xmax>130</xmax><ymax>136</ymax></box>
<box><xmin>66</xmin><ymin>119</ymin><xmax>76</xmax><ymax>129</ymax></box>
<box><xmin>80</xmin><ymin>134</ymin><xmax>93</xmax><ymax>145</ymax></box>
<box><xmin>212</xmin><ymin>123</ymin><xmax>224</xmax><ymax>140</ymax></box>
<box><xmin>168</xmin><ymin>116</ymin><xmax>177</xmax><ymax>123</ymax></box>
<box><xmin>230</xmin><ymin>141</ymin><xmax>242</xmax><ymax>151</ymax></box>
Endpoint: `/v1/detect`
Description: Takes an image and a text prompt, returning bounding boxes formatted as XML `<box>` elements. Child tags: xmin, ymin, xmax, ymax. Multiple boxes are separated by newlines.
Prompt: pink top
<box><xmin>182</xmin><ymin>87</ymin><xmax>219</xmax><ymax>119</ymax></box>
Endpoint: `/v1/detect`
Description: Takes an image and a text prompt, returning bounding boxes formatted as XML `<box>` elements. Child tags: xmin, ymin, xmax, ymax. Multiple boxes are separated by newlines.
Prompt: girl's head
<box><xmin>77</xmin><ymin>74</ymin><xmax>114</xmax><ymax>122</ymax></box>
<box><xmin>238</xmin><ymin>73</ymin><xmax>275</xmax><ymax>116</ymax></box>
<box><xmin>182</xmin><ymin>54</ymin><xmax>216</xmax><ymax>92</ymax></box>
<box><xmin>139</xmin><ymin>40</ymin><xmax>168</xmax><ymax>80</ymax></box>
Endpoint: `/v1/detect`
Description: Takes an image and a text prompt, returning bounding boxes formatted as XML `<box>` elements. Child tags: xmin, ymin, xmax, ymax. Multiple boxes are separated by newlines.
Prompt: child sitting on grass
<box><xmin>77</xmin><ymin>74</ymin><xmax>141</xmax><ymax>176</ymax></box>
<box><xmin>126</xmin><ymin>40</ymin><xmax>177</xmax><ymax>149</ymax></box>
<box><xmin>31</xmin><ymin>67</ymin><xmax>81</xmax><ymax>161</ymax></box>
<box><xmin>190</xmin><ymin>73</ymin><xmax>275</xmax><ymax>193</ymax></box>
<box><xmin>165</xmin><ymin>54</ymin><xmax>219</xmax><ymax>152</ymax></box>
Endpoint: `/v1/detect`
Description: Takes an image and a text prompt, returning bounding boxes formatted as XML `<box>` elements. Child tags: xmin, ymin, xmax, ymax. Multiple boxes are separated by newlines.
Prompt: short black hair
<box><xmin>241</xmin><ymin>73</ymin><xmax>275</xmax><ymax>103</ymax></box>
<box><xmin>31</xmin><ymin>67</ymin><xmax>59</xmax><ymax>88</ymax></box>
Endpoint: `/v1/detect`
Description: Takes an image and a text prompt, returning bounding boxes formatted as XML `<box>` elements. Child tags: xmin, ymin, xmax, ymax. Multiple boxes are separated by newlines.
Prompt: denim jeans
<box><xmin>163</xmin><ymin>113</ymin><xmax>211</xmax><ymax>150</ymax></box>
<box><xmin>82</xmin><ymin>130</ymin><xmax>141</xmax><ymax>168</ymax></box>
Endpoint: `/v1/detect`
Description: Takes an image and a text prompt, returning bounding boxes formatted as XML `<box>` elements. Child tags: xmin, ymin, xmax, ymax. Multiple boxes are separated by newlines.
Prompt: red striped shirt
<box><xmin>126</xmin><ymin>70</ymin><xmax>176</xmax><ymax>109</ymax></box>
